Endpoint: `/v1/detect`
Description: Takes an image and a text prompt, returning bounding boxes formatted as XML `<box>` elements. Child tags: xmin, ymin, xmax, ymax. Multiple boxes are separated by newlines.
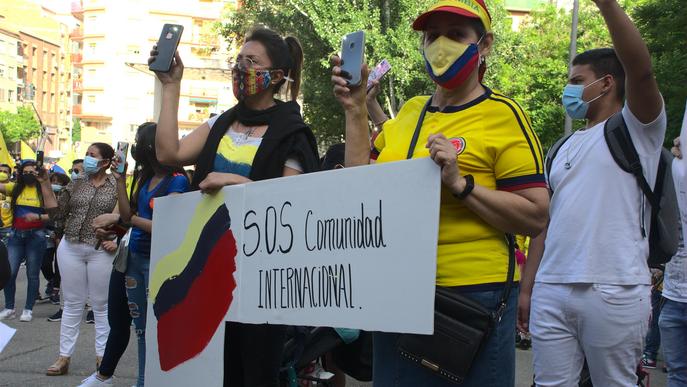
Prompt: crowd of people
<box><xmin>0</xmin><ymin>0</ymin><xmax>685</xmax><ymax>386</ymax></box>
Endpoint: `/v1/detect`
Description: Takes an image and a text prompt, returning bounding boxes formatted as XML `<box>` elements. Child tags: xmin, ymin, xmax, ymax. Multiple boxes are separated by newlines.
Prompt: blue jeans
<box><xmin>126</xmin><ymin>250</ymin><xmax>150</xmax><ymax>387</ymax></box>
<box><xmin>643</xmin><ymin>288</ymin><xmax>663</xmax><ymax>359</ymax></box>
<box><xmin>658</xmin><ymin>298</ymin><xmax>687</xmax><ymax>387</ymax></box>
<box><xmin>372</xmin><ymin>285</ymin><xmax>518</xmax><ymax>387</ymax></box>
<box><xmin>4</xmin><ymin>228</ymin><xmax>46</xmax><ymax>310</ymax></box>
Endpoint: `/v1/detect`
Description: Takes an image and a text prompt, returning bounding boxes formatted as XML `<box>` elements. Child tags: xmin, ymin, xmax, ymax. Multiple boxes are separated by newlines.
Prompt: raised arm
<box><xmin>149</xmin><ymin>49</ymin><xmax>210</xmax><ymax>166</ymax></box>
<box><xmin>594</xmin><ymin>0</ymin><xmax>662</xmax><ymax>123</ymax></box>
<box><xmin>331</xmin><ymin>56</ymin><xmax>372</xmax><ymax>167</ymax></box>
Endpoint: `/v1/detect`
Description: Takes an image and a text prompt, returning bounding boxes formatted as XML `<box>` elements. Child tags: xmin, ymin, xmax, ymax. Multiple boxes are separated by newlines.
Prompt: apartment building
<box><xmin>74</xmin><ymin>0</ymin><xmax>236</xmax><ymax>156</ymax></box>
<box><xmin>0</xmin><ymin>0</ymin><xmax>76</xmax><ymax>158</ymax></box>
<box><xmin>0</xmin><ymin>25</ymin><xmax>20</xmax><ymax>113</ymax></box>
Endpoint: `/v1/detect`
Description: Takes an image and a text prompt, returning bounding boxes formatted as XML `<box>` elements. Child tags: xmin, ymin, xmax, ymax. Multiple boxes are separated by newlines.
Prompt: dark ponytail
<box><xmin>284</xmin><ymin>36</ymin><xmax>303</xmax><ymax>101</ymax></box>
<box><xmin>245</xmin><ymin>28</ymin><xmax>304</xmax><ymax>101</ymax></box>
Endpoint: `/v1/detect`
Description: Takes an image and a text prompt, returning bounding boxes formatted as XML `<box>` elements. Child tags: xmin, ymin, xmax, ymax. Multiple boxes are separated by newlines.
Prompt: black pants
<box><xmin>40</xmin><ymin>247</ymin><xmax>60</xmax><ymax>289</ymax></box>
<box><xmin>99</xmin><ymin>269</ymin><xmax>131</xmax><ymax>377</ymax></box>
<box><xmin>223</xmin><ymin>322</ymin><xmax>286</xmax><ymax>387</ymax></box>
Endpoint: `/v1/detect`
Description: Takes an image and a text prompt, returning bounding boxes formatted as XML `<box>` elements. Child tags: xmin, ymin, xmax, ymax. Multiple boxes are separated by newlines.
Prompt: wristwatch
<box><xmin>453</xmin><ymin>174</ymin><xmax>475</xmax><ymax>200</ymax></box>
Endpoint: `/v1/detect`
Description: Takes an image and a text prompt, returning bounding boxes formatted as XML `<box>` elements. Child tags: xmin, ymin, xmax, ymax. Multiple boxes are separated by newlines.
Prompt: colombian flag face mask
<box><xmin>232</xmin><ymin>65</ymin><xmax>272</xmax><ymax>101</ymax></box>
<box><xmin>423</xmin><ymin>35</ymin><xmax>482</xmax><ymax>90</ymax></box>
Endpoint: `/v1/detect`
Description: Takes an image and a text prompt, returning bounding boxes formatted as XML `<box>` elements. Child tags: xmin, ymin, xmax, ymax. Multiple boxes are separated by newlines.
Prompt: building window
<box><xmin>0</xmin><ymin>89</ymin><xmax>5</xmax><ymax>101</ymax></box>
<box><xmin>8</xmin><ymin>90</ymin><xmax>13</xmax><ymax>102</ymax></box>
<box><xmin>88</xmin><ymin>43</ymin><xmax>96</xmax><ymax>55</ymax></box>
<box><xmin>88</xmin><ymin>95</ymin><xmax>95</xmax><ymax>103</ymax></box>
<box><xmin>127</xmin><ymin>45</ymin><xmax>140</xmax><ymax>55</ymax></box>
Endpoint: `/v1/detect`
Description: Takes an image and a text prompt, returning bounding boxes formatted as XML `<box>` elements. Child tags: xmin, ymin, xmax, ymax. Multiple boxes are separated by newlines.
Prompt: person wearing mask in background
<box><xmin>658</xmin><ymin>137</ymin><xmax>687</xmax><ymax>386</ymax></box>
<box><xmin>40</xmin><ymin>170</ymin><xmax>71</xmax><ymax>308</ymax></box>
<box><xmin>0</xmin><ymin>163</ymin><xmax>13</xmax><ymax>245</ymax></box>
<box><xmin>70</xmin><ymin>159</ymin><xmax>84</xmax><ymax>181</ymax></box>
<box><xmin>79</xmin><ymin>122</ymin><xmax>189</xmax><ymax>387</ymax></box>
<box><xmin>0</xmin><ymin>161</ymin><xmax>54</xmax><ymax>322</ymax></box>
<box><xmin>332</xmin><ymin>0</ymin><xmax>549</xmax><ymax>385</ymax></box>
<box><xmin>518</xmin><ymin>1</ymin><xmax>666</xmax><ymax>386</ymax></box>
<box><xmin>43</xmin><ymin>144</ymin><xmax>119</xmax><ymax>376</ymax></box>
<box><xmin>151</xmin><ymin>27</ymin><xmax>319</xmax><ymax>386</ymax></box>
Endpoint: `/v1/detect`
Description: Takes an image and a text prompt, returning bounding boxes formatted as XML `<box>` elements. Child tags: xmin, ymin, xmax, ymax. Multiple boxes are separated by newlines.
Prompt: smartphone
<box><xmin>367</xmin><ymin>59</ymin><xmax>391</xmax><ymax>91</ymax></box>
<box><xmin>116</xmin><ymin>142</ymin><xmax>129</xmax><ymax>174</ymax></box>
<box><xmin>340</xmin><ymin>31</ymin><xmax>365</xmax><ymax>87</ymax></box>
<box><xmin>149</xmin><ymin>24</ymin><xmax>184</xmax><ymax>73</ymax></box>
<box><xmin>36</xmin><ymin>150</ymin><xmax>44</xmax><ymax>169</ymax></box>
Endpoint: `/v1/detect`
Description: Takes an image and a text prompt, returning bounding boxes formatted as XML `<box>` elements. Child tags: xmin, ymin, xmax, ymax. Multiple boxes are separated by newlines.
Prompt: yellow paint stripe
<box><xmin>149</xmin><ymin>193</ymin><xmax>225</xmax><ymax>300</ymax></box>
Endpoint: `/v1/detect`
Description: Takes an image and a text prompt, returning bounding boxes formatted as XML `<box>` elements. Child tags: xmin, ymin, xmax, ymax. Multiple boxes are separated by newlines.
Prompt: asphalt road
<box><xmin>0</xmin><ymin>266</ymin><xmax>668</xmax><ymax>387</ymax></box>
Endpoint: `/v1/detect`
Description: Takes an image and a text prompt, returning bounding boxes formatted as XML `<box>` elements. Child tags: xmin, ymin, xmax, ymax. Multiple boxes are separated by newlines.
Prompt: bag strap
<box><xmin>406</xmin><ymin>98</ymin><xmax>433</xmax><ymax>160</ymax></box>
<box><xmin>406</xmin><ymin>97</ymin><xmax>515</xmax><ymax>322</ymax></box>
<box><xmin>603</xmin><ymin>112</ymin><xmax>659</xmax><ymax>208</ymax></box>
<box><xmin>494</xmin><ymin>234</ymin><xmax>515</xmax><ymax>322</ymax></box>
<box><xmin>545</xmin><ymin>134</ymin><xmax>573</xmax><ymax>178</ymax></box>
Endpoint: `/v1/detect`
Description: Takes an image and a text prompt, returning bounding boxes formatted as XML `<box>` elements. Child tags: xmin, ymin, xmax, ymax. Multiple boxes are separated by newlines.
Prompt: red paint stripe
<box><xmin>157</xmin><ymin>229</ymin><xmax>238</xmax><ymax>371</ymax></box>
<box><xmin>440</xmin><ymin>55</ymin><xmax>478</xmax><ymax>90</ymax></box>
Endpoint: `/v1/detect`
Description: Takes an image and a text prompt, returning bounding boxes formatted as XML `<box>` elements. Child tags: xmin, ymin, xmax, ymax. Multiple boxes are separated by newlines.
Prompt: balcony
<box><xmin>73</xmin><ymin>79</ymin><xmax>83</xmax><ymax>92</ymax></box>
<box><xmin>71</xmin><ymin>0</ymin><xmax>84</xmax><ymax>20</ymax></box>
<box><xmin>69</xmin><ymin>27</ymin><xmax>83</xmax><ymax>41</ymax></box>
<box><xmin>71</xmin><ymin>53</ymin><xmax>82</xmax><ymax>66</ymax></box>
<box><xmin>73</xmin><ymin>104</ymin><xmax>82</xmax><ymax>115</ymax></box>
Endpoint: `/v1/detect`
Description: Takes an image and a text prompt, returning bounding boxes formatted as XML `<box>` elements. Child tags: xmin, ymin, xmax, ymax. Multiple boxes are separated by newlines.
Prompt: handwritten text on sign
<box><xmin>146</xmin><ymin>158</ymin><xmax>441</xmax><ymax>387</ymax></box>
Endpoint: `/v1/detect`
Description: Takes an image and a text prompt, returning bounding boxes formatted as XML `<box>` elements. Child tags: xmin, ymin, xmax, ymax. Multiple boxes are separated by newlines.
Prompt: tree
<box><xmin>632</xmin><ymin>0</ymin><xmax>687</xmax><ymax>146</ymax></box>
<box><xmin>0</xmin><ymin>106</ymin><xmax>42</xmax><ymax>144</ymax></box>
<box><xmin>487</xmin><ymin>2</ymin><xmax>613</xmax><ymax>148</ymax></box>
<box><xmin>72</xmin><ymin>117</ymin><xmax>81</xmax><ymax>142</ymax></box>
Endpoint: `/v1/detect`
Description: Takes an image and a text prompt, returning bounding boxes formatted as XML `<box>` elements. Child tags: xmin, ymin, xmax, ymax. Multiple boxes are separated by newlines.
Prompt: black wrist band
<box><xmin>454</xmin><ymin>174</ymin><xmax>475</xmax><ymax>200</ymax></box>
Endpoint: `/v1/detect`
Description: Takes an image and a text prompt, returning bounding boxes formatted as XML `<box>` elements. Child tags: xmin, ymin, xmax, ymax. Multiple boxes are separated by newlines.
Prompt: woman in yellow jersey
<box><xmin>0</xmin><ymin>161</ymin><xmax>53</xmax><ymax>322</ymax></box>
<box><xmin>331</xmin><ymin>1</ymin><xmax>549</xmax><ymax>386</ymax></box>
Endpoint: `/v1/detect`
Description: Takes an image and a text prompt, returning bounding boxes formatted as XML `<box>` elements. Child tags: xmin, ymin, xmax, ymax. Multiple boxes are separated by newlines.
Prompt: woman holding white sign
<box><xmin>151</xmin><ymin>27</ymin><xmax>320</xmax><ymax>386</ymax></box>
<box><xmin>331</xmin><ymin>0</ymin><xmax>550</xmax><ymax>386</ymax></box>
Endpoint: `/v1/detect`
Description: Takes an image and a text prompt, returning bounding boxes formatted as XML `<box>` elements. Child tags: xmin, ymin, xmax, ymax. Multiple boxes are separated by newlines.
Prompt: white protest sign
<box><xmin>146</xmin><ymin>158</ymin><xmax>441</xmax><ymax>386</ymax></box>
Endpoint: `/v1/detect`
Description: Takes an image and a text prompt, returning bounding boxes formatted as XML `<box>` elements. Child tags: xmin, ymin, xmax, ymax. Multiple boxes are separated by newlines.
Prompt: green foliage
<box><xmin>0</xmin><ymin>106</ymin><xmax>42</xmax><ymax>144</ymax></box>
<box><xmin>632</xmin><ymin>0</ymin><xmax>687</xmax><ymax>146</ymax></box>
<box><xmin>72</xmin><ymin>118</ymin><xmax>81</xmax><ymax>142</ymax></box>
<box><xmin>219</xmin><ymin>0</ymin><xmax>682</xmax><ymax>150</ymax></box>
<box><xmin>490</xmin><ymin>2</ymin><xmax>611</xmax><ymax>148</ymax></box>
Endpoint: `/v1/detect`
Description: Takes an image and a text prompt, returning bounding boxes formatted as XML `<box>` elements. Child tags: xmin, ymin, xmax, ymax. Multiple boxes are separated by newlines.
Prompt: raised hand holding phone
<box><xmin>339</xmin><ymin>31</ymin><xmax>365</xmax><ymax>87</ymax></box>
<box><xmin>367</xmin><ymin>59</ymin><xmax>391</xmax><ymax>91</ymax></box>
<box><xmin>115</xmin><ymin>142</ymin><xmax>129</xmax><ymax>174</ymax></box>
<box><xmin>149</xmin><ymin>24</ymin><xmax>184</xmax><ymax>73</ymax></box>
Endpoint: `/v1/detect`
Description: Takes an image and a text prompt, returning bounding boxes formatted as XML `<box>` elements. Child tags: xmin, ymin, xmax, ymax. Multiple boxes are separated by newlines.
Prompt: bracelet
<box><xmin>453</xmin><ymin>174</ymin><xmax>475</xmax><ymax>200</ymax></box>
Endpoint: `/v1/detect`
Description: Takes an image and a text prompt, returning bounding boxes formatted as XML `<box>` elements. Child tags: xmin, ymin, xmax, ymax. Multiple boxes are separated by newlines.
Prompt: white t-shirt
<box><xmin>537</xmin><ymin>104</ymin><xmax>666</xmax><ymax>285</ymax></box>
<box><xmin>663</xmin><ymin>158</ymin><xmax>687</xmax><ymax>303</ymax></box>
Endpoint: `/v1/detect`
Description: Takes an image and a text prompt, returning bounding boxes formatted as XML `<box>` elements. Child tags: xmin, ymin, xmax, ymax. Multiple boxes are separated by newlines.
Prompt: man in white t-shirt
<box><xmin>516</xmin><ymin>1</ymin><xmax>666</xmax><ymax>386</ymax></box>
<box><xmin>659</xmin><ymin>139</ymin><xmax>687</xmax><ymax>386</ymax></box>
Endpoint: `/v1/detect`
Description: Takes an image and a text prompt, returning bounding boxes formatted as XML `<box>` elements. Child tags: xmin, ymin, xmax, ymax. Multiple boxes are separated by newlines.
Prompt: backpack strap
<box><xmin>544</xmin><ymin>133</ymin><xmax>573</xmax><ymax>192</ymax></box>
<box><xmin>603</xmin><ymin>112</ymin><xmax>659</xmax><ymax>208</ymax></box>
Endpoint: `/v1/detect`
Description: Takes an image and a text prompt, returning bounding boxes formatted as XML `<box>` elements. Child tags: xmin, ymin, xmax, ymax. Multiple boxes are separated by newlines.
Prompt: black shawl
<box><xmin>191</xmin><ymin>100</ymin><xmax>320</xmax><ymax>190</ymax></box>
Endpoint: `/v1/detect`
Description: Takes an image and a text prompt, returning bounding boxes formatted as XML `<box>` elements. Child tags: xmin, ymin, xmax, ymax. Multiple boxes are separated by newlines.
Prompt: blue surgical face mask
<box><xmin>562</xmin><ymin>76</ymin><xmax>607</xmax><ymax>119</ymax></box>
<box><xmin>51</xmin><ymin>184</ymin><xmax>63</xmax><ymax>192</ymax></box>
<box><xmin>71</xmin><ymin>171</ymin><xmax>79</xmax><ymax>180</ymax></box>
<box><xmin>83</xmin><ymin>156</ymin><xmax>103</xmax><ymax>175</ymax></box>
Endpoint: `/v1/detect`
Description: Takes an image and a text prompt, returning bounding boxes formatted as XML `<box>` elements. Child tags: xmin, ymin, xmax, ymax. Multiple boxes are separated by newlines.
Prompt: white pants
<box><xmin>57</xmin><ymin>239</ymin><xmax>113</xmax><ymax>357</ymax></box>
<box><xmin>530</xmin><ymin>282</ymin><xmax>650</xmax><ymax>387</ymax></box>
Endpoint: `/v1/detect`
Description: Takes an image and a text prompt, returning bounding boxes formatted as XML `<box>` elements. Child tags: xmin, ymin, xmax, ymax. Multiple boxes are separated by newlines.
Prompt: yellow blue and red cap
<box><xmin>412</xmin><ymin>0</ymin><xmax>492</xmax><ymax>32</ymax></box>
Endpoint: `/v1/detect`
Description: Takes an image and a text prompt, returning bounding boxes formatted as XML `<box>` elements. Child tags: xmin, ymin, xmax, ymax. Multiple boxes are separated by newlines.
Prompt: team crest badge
<box><xmin>449</xmin><ymin>137</ymin><xmax>467</xmax><ymax>155</ymax></box>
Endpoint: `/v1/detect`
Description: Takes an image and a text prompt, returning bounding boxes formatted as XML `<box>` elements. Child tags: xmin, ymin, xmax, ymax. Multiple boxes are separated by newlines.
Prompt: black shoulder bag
<box><xmin>397</xmin><ymin>98</ymin><xmax>516</xmax><ymax>384</ymax></box>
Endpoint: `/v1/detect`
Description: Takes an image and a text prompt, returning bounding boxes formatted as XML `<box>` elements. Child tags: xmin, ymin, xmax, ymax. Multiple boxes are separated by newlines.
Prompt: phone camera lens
<box><xmin>349</xmin><ymin>42</ymin><xmax>355</xmax><ymax>49</ymax></box>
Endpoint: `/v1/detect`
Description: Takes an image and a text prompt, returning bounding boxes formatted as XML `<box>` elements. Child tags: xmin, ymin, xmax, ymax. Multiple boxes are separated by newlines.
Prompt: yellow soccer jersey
<box><xmin>374</xmin><ymin>89</ymin><xmax>546</xmax><ymax>287</ymax></box>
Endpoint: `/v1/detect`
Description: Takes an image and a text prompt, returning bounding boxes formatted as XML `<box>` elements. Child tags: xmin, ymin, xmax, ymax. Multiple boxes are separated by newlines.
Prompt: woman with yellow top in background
<box><xmin>331</xmin><ymin>0</ymin><xmax>549</xmax><ymax>385</ymax></box>
<box><xmin>0</xmin><ymin>160</ymin><xmax>54</xmax><ymax>322</ymax></box>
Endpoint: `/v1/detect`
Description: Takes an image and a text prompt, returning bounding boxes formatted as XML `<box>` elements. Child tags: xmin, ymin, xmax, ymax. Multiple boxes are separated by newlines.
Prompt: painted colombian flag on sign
<box><xmin>149</xmin><ymin>193</ymin><xmax>237</xmax><ymax>371</ymax></box>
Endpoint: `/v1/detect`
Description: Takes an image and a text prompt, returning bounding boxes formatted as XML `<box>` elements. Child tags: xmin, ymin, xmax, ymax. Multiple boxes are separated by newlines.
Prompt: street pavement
<box><xmin>1</xmin><ymin>266</ymin><xmax>668</xmax><ymax>386</ymax></box>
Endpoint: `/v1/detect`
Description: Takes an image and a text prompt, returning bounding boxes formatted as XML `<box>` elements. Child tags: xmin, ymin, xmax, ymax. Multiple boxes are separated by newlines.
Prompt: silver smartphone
<box><xmin>340</xmin><ymin>31</ymin><xmax>365</xmax><ymax>87</ymax></box>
